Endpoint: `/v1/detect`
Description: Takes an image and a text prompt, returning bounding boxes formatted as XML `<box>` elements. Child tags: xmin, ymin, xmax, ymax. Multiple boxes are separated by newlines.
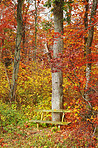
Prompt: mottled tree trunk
<box><xmin>10</xmin><ymin>0</ymin><xmax>24</xmax><ymax>102</ymax></box>
<box><xmin>85</xmin><ymin>0</ymin><xmax>97</xmax><ymax>102</ymax></box>
<box><xmin>52</xmin><ymin>0</ymin><xmax>64</xmax><ymax>121</ymax></box>
<box><xmin>34</xmin><ymin>0</ymin><xmax>37</xmax><ymax>61</ymax></box>
<box><xmin>84</xmin><ymin>0</ymin><xmax>88</xmax><ymax>46</ymax></box>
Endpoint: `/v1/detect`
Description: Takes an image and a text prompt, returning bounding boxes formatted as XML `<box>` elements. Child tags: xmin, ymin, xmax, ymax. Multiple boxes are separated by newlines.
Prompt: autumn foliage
<box><xmin>0</xmin><ymin>0</ymin><xmax>98</xmax><ymax>147</ymax></box>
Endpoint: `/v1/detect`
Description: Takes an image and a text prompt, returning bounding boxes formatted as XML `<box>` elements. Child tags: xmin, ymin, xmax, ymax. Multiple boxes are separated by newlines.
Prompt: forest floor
<box><xmin>0</xmin><ymin>125</ymin><xmax>71</xmax><ymax>148</ymax></box>
<box><xmin>0</xmin><ymin>124</ymin><xmax>97</xmax><ymax>148</ymax></box>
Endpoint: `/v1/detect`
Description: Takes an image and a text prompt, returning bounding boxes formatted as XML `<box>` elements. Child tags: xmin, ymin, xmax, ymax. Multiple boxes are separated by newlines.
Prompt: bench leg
<box><xmin>37</xmin><ymin>123</ymin><xmax>39</xmax><ymax>131</ymax></box>
<box><xmin>58</xmin><ymin>125</ymin><xmax>61</xmax><ymax>129</ymax></box>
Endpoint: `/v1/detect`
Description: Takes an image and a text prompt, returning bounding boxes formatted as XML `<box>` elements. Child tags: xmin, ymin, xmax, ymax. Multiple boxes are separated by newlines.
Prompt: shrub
<box><xmin>0</xmin><ymin>101</ymin><xmax>26</xmax><ymax>127</ymax></box>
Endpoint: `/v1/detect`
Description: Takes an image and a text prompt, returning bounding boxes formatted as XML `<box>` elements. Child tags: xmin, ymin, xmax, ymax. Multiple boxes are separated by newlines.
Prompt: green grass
<box><xmin>0</xmin><ymin>126</ymin><xmax>67</xmax><ymax>148</ymax></box>
<box><xmin>0</xmin><ymin>124</ymin><xmax>97</xmax><ymax>148</ymax></box>
<box><xmin>1</xmin><ymin>125</ymin><xmax>97</xmax><ymax>148</ymax></box>
<box><xmin>0</xmin><ymin>102</ymin><xmax>97</xmax><ymax>148</ymax></box>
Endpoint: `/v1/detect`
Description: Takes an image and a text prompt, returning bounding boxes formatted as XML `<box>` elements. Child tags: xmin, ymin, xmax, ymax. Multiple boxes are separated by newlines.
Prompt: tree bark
<box><xmin>84</xmin><ymin>0</ymin><xmax>89</xmax><ymax>46</ymax></box>
<box><xmin>10</xmin><ymin>0</ymin><xmax>24</xmax><ymax>102</ymax></box>
<box><xmin>34</xmin><ymin>0</ymin><xmax>37</xmax><ymax>61</ymax></box>
<box><xmin>85</xmin><ymin>0</ymin><xmax>97</xmax><ymax>101</ymax></box>
<box><xmin>52</xmin><ymin>0</ymin><xmax>64</xmax><ymax>121</ymax></box>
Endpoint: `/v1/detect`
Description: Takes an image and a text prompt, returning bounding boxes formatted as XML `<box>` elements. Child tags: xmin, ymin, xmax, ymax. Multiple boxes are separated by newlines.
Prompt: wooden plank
<box><xmin>35</xmin><ymin>109</ymin><xmax>71</xmax><ymax>113</ymax></box>
<box><xmin>29</xmin><ymin>120</ymin><xmax>71</xmax><ymax>125</ymax></box>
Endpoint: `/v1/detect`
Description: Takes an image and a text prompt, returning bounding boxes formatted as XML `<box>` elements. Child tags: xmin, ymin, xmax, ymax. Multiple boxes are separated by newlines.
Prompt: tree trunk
<box><xmin>10</xmin><ymin>0</ymin><xmax>24</xmax><ymax>102</ymax></box>
<box><xmin>85</xmin><ymin>0</ymin><xmax>97</xmax><ymax>102</ymax></box>
<box><xmin>84</xmin><ymin>0</ymin><xmax>88</xmax><ymax>46</ymax></box>
<box><xmin>52</xmin><ymin>0</ymin><xmax>64</xmax><ymax>121</ymax></box>
<box><xmin>34</xmin><ymin>0</ymin><xmax>37</xmax><ymax>61</ymax></box>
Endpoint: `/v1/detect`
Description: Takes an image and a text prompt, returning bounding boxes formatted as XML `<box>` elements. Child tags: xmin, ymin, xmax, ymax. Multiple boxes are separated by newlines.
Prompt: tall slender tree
<box><xmin>85</xmin><ymin>0</ymin><xmax>97</xmax><ymax>103</ymax></box>
<box><xmin>34</xmin><ymin>0</ymin><xmax>37</xmax><ymax>61</ymax></box>
<box><xmin>52</xmin><ymin>0</ymin><xmax>64</xmax><ymax>121</ymax></box>
<box><xmin>10</xmin><ymin>0</ymin><xmax>24</xmax><ymax>102</ymax></box>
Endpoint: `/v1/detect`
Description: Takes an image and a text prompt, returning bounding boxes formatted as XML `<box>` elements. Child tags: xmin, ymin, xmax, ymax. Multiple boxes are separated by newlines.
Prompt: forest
<box><xmin>0</xmin><ymin>0</ymin><xmax>98</xmax><ymax>147</ymax></box>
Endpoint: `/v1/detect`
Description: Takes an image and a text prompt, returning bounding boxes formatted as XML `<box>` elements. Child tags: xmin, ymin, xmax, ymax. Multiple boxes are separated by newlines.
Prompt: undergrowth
<box><xmin>0</xmin><ymin>101</ymin><xmax>97</xmax><ymax>148</ymax></box>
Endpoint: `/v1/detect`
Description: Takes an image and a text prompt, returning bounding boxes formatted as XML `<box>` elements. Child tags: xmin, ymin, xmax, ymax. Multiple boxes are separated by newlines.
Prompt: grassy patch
<box><xmin>0</xmin><ymin>124</ymin><xmax>97</xmax><ymax>148</ymax></box>
<box><xmin>0</xmin><ymin>126</ymin><xmax>67</xmax><ymax>148</ymax></box>
<box><xmin>0</xmin><ymin>102</ymin><xmax>97</xmax><ymax>148</ymax></box>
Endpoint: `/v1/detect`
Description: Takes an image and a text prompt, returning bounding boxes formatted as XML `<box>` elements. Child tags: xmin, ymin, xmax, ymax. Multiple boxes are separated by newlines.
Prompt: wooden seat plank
<box><xmin>35</xmin><ymin>109</ymin><xmax>71</xmax><ymax>113</ymax></box>
<box><xmin>29</xmin><ymin>120</ymin><xmax>71</xmax><ymax>125</ymax></box>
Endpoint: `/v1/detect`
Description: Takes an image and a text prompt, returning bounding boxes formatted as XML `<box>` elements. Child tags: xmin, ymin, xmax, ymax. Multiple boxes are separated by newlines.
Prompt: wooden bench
<box><xmin>29</xmin><ymin>109</ymin><xmax>71</xmax><ymax>129</ymax></box>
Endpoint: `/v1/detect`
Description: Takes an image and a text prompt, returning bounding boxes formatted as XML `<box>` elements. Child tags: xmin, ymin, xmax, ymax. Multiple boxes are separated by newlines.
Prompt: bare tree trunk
<box><xmin>85</xmin><ymin>0</ymin><xmax>97</xmax><ymax>102</ymax></box>
<box><xmin>52</xmin><ymin>0</ymin><xmax>64</xmax><ymax>121</ymax></box>
<box><xmin>34</xmin><ymin>0</ymin><xmax>37</xmax><ymax>61</ymax></box>
<box><xmin>10</xmin><ymin>0</ymin><xmax>24</xmax><ymax>102</ymax></box>
<box><xmin>84</xmin><ymin>0</ymin><xmax>88</xmax><ymax>46</ymax></box>
<box><xmin>84</xmin><ymin>0</ymin><xmax>88</xmax><ymax>99</ymax></box>
<box><xmin>23</xmin><ymin>20</ymin><xmax>25</xmax><ymax>53</ymax></box>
